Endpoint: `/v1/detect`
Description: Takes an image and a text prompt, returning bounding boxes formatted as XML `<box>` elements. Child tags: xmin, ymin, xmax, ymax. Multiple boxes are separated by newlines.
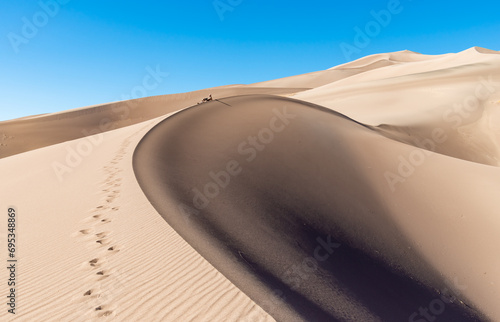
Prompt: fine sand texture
<box><xmin>0</xmin><ymin>117</ymin><xmax>274</xmax><ymax>321</ymax></box>
<box><xmin>1</xmin><ymin>47</ymin><xmax>499</xmax><ymax>321</ymax></box>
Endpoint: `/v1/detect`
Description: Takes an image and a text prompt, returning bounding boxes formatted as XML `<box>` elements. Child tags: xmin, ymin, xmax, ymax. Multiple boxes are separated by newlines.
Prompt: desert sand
<box><xmin>1</xmin><ymin>46</ymin><xmax>499</xmax><ymax>321</ymax></box>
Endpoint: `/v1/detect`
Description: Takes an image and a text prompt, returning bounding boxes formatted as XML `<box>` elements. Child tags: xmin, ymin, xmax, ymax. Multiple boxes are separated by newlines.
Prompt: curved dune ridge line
<box><xmin>328</xmin><ymin>50</ymin><xmax>441</xmax><ymax>70</ymax></box>
<box><xmin>0</xmin><ymin>117</ymin><xmax>275</xmax><ymax>321</ymax></box>
<box><xmin>0</xmin><ymin>86</ymin><xmax>307</xmax><ymax>159</ymax></box>
<box><xmin>1</xmin><ymin>47</ymin><xmax>499</xmax><ymax>321</ymax></box>
<box><xmin>296</xmin><ymin>47</ymin><xmax>500</xmax><ymax>126</ymax></box>
<box><xmin>294</xmin><ymin>47</ymin><xmax>500</xmax><ymax>167</ymax></box>
<box><xmin>133</xmin><ymin>94</ymin><xmax>493</xmax><ymax>321</ymax></box>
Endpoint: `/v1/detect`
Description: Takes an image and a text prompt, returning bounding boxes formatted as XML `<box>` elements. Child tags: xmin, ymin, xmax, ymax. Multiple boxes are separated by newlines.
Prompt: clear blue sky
<box><xmin>1</xmin><ymin>0</ymin><xmax>499</xmax><ymax>121</ymax></box>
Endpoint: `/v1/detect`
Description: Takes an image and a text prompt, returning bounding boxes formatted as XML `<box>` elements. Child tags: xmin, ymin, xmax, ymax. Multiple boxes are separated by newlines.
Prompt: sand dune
<box><xmin>133</xmin><ymin>95</ymin><xmax>492</xmax><ymax>321</ymax></box>
<box><xmin>0</xmin><ymin>116</ymin><xmax>274</xmax><ymax>321</ymax></box>
<box><xmin>295</xmin><ymin>47</ymin><xmax>500</xmax><ymax>124</ymax></box>
<box><xmin>330</xmin><ymin>50</ymin><xmax>441</xmax><ymax>70</ymax></box>
<box><xmin>1</xmin><ymin>47</ymin><xmax>499</xmax><ymax>321</ymax></box>
<box><xmin>248</xmin><ymin>68</ymin><xmax>369</xmax><ymax>89</ymax></box>
<box><xmin>295</xmin><ymin>47</ymin><xmax>500</xmax><ymax>166</ymax></box>
<box><xmin>247</xmin><ymin>50</ymin><xmax>440</xmax><ymax>90</ymax></box>
<box><xmin>0</xmin><ymin>86</ymin><xmax>307</xmax><ymax>159</ymax></box>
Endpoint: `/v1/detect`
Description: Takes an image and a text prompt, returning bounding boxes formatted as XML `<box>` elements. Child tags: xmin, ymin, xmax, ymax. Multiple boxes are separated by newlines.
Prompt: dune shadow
<box><xmin>133</xmin><ymin>94</ymin><xmax>483</xmax><ymax>321</ymax></box>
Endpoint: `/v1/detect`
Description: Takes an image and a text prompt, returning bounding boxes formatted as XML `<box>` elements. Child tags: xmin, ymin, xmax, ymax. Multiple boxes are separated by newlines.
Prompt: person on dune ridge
<box><xmin>198</xmin><ymin>94</ymin><xmax>213</xmax><ymax>104</ymax></box>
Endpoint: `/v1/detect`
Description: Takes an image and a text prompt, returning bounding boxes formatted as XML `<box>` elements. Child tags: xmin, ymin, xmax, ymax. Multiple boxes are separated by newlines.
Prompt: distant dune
<box><xmin>0</xmin><ymin>86</ymin><xmax>307</xmax><ymax>159</ymax></box>
<box><xmin>1</xmin><ymin>47</ymin><xmax>499</xmax><ymax>321</ymax></box>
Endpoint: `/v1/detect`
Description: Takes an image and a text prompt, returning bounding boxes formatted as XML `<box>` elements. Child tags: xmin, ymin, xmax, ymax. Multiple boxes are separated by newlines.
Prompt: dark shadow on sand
<box><xmin>133</xmin><ymin>95</ymin><xmax>483</xmax><ymax>321</ymax></box>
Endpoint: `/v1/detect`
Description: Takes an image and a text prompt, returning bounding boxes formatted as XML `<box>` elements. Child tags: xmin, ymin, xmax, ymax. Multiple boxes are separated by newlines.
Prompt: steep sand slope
<box><xmin>295</xmin><ymin>47</ymin><xmax>500</xmax><ymax>166</ymax></box>
<box><xmin>296</xmin><ymin>47</ymin><xmax>500</xmax><ymax>123</ymax></box>
<box><xmin>0</xmin><ymin>117</ymin><xmax>274</xmax><ymax>322</ymax></box>
<box><xmin>134</xmin><ymin>95</ymin><xmax>498</xmax><ymax>321</ymax></box>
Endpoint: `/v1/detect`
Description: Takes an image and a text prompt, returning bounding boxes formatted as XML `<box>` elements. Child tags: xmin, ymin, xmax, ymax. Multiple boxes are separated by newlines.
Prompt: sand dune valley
<box><xmin>1</xmin><ymin>47</ymin><xmax>500</xmax><ymax>321</ymax></box>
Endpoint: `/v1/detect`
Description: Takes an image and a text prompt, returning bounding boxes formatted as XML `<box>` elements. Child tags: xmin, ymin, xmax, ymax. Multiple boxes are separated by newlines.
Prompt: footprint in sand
<box><xmin>71</xmin><ymin>231</ymin><xmax>84</xmax><ymax>238</ymax></box>
<box><xmin>89</xmin><ymin>258</ymin><xmax>101</xmax><ymax>268</ymax></box>
<box><xmin>99</xmin><ymin>310</ymin><xmax>114</xmax><ymax>317</ymax></box>
<box><xmin>107</xmin><ymin>246</ymin><xmax>119</xmax><ymax>253</ymax></box>
<box><xmin>95</xmin><ymin>305</ymin><xmax>115</xmax><ymax>317</ymax></box>
<box><xmin>96</xmin><ymin>272</ymin><xmax>110</xmax><ymax>281</ymax></box>
<box><xmin>82</xmin><ymin>212</ymin><xmax>105</xmax><ymax>224</ymax></box>
<box><xmin>96</xmin><ymin>237</ymin><xmax>112</xmax><ymax>246</ymax></box>
<box><xmin>74</xmin><ymin>137</ymin><xmax>136</xmax><ymax>317</ymax></box>
<box><xmin>96</xmin><ymin>231</ymin><xmax>110</xmax><ymax>238</ymax></box>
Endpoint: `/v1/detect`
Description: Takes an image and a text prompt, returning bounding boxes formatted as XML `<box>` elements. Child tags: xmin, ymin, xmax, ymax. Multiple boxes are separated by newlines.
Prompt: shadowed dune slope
<box><xmin>133</xmin><ymin>95</ymin><xmax>483</xmax><ymax>321</ymax></box>
<box><xmin>0</xmin><ymin>86</ymin><xmax>306</xmax><ymax>158</ymax></box>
